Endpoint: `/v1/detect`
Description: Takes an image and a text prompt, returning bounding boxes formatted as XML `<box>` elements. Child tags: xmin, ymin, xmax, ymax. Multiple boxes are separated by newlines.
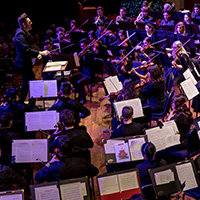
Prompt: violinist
<box><xmin>95</xmin><ymin>21</ymin><xmax>116</xmax><ymax>46</ymax></box>
<box><xmin>52</xmin><ymin>27</ymin><xmax>71</xmax><ymax>53</ymax></box>
<box><xmin>35</xmin><ymin>133</ymin><xmax>98</xmax><ymax>183</ymax></box>
<box><xmin>116</xmin><ymin>29</ymin><xmax>132</xmax><ymax>50</ymax></box>
<box><xmin>92</xmin><ymin>6</ymin><xmax>109</xmax><ymax>24</ymax></box>
<box><xmin>111</xmin><ymin>49</ymin><xmax>134</xmax><ymax>83</ymax></box>
<box><xmin>174</xmin><ymin>22</ymin><xmax>186</xmax><ymax>36</ymax></box>
<box><xmin>142</xmin><ymin>65</ymin><xmax>166</xmax><ymax>113</ymax></box>
<box><xmin>70</xmin><ymin>38</ymin><xmax>95</xmax><ymax>104</ymax></box>
<box><xmin>145</xmin><ymin>23</ymin><xmax>156</xmax><ymax>42</ymax></box>
<box><xmin>48</xmin><ymin>109</ymin><xmax>93</xmax><ymax>163</ymax></box>
<box><xmin>115</xmin><ymin>7</ymin><xmax>131</xmax><ymax>25</ymax></box>
<box><xmin>49</xmin><ymin>82</ymin><xmax>90</xmax><ymax>126</ymax></box>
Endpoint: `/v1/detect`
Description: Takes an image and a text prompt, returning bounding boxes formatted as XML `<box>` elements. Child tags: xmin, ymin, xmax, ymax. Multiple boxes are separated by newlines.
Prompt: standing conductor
<box><xmin>14</xmin><ymin>13</ymin><xmax>49</xmax><ymax>105</ymax></box>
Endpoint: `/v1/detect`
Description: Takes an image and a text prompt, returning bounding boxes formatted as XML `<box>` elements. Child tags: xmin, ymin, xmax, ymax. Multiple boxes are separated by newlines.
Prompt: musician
<box><xmin>48</xmin><ymin>82</ymin><xmax>90</xmax><ymax>125</ymax></box>
<box><xmin>42</xmin><ymin>39</ymin><xmax>58</xmax><ymax>80</ymax></box>
<box><xmin>110</xmin><ymin>106</ymin><xmax>144</xmax><ymax>139</ymax></box>
<box><xmin>95</xmin><ymin>21</ymin><xmax>116</xmax><ymax>46</ymax></box>
<box><xmin>135</xmin><ymin>7</ymin><xmax>153</xmax><ymax>24</ymax></box>
<box><xmin>163</xmin><ymin>3</ymin><xmax>171</xmax><ymax>12</ymax></box>
<box><xmin>52</xmin><ymin>26</ymin><xmax>71</xmax><ymax>53</ymax></box>
<box><xmin>142</xmin><ymin>65</ymin><xmax>166</xmax><ymax>113</ymax></box>
<box><xmin>115</xmin><ymin>7</ymin><xmax>131</xmax><ymax>25</ymax></box>
<box><xmin>71</xmin><ymin>38</ymin><xmax>95</xmax><ymax>104</ymax></box>
<box><xmin>116</xmin><ymin>29</ymin><xmax>132</xmax><ymax>50</ymax></box>
<box><xmin>167</xmin><ymin>95</ymin><xmax>193</xmax><ymax>147</ymax></box>
<box><xmin>49</xmin><ymin>109</ymin><xmax>93</xmax><ymax>162</ymax></box>
<box><xmin>174</xmin><ymin>22</ymin><xmax>186</xmax><ymax>36</ymax></box>
<box><xmin>136</xmin><ymin>142</ymin><xmax>167</xmax><ymax>187</ymax></box>
<box><xmin>35</xmin><ymin>134</ymin><xmax>98</xmax><ymax>183</ymax></box>
<box><xmin>191</xmin><ymin>3</ymin><xmax>200</xmax><ymax>24</ymax></box>
<box><xmin>92</xmin><ymin>6</ymin><xmax>108</xmax><ymax>24</ymax></box>
<box><xmin>14</xmin><ymin>13</ymin><xmax>49</xmax><ymax>106</ymax></box>
<box><xmin>160</xmin><ymin>11</ymin><xmax>175</xmax><ymax>26</ymax></box>
<box><xmin>183</xmin><ymin>12</ymin><xmax>193</xmax><ymax>25</ymax></box>
<box><xmin>145</xmin><ymin>23</ymin><xmax>156</xmax><ymax>42</ymax></box>
<box><xmin>111</xmin><ymin>49</ymin><xmax>134</xmax><ymax>83</ymax></box>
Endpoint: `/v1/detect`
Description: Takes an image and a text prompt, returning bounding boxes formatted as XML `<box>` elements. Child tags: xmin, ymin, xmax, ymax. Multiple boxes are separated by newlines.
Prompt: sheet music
<box><xmin>163</xmin><ymin>120</ymin><xmax>179</xmax><ymax>134</ymax></box>
<box><xmin>154</xmin><ymin>169</ymin><xmax>175</xmax><ymax>185</ymax></box>
<box><xmin>104</xmin><ymin>76</ymin><xmax>122</xmax><ymax>94</ymax></box>
<box><xmin>145</xmin><ymin>127</ymin><xmax>163</xmax><ymax>151</ymax></box>
<box><xmin>183</xmin><ymin>69</ymin><xmax>197</xmax><ymax>85</ymax></box>
<box><xmin>175</xmin><ymin>162</ymin><xmax>198</xmax><ymax>191</ymax></box>
<box><xmin>180</xmin><ymin>78</ymin><xmax>199</xmax><ymax>100</ymax></box>
<box><xmin>98</xmin><ymin>175</ymin><xmax>120</xmax><ymax>195</ymax></box>
<box><xmin>46</xmin><ymin>61</ymin><xmax>67</xmax><ymax>66</ymax></box>
<box><xmin>74</xmin><ymin>55</ymin><xmax>80</xmax><ymax>67</ymax></box>
<box><xmin>29</xmin><ymin>80</ymin><xmax>57</xmax><ymax>98</ymax></box>
<box><xmin>25</xmin><ymin>111</ymin><xmax>58</xmax><ymax>131</ymax></box>
<box><xmin>104</xmin><ymin>139</ymin><xmax>124</xmax><ymax>154</ymax></box>
<box><xmin>34</xmin><ymin>185</ymin><xmax>60</xmax><ymax>200</ymax></box>
<box><xmin>118</xmin><ymin>171</ymin><xmax>139</xmax><ymax>192</ymax></box>
<box><xmin>114</xmin><ymin>142</ymin><xmax>131</xmax><ymax>163</ymax></box>
<box><xmin>60</xmin><ymin>183</ymin><xmax>83</xmax><ymax>200</ymax></box>
<box><xmin>0</xmin><ymin>194</ymin><xmax>23</xmax><ymax>200</ymax></box>
<box><xmin>114</xmin><ymin>98</ymin><xmax>144</xmax><ymax>119</ymax></box>
<box><xmin>12</xmin><ymin>139</ymin><xmax>48</xmax><ymax>163</ymax></box>
<box><xmin>44</xmin><ymin>80</ymin><xmax>57</xmax><ymax>97</ymax></box>
<box><xmin>128</xmin><ymin>137</ymin><xmax>145</xmax><ymax>161</ymax></box>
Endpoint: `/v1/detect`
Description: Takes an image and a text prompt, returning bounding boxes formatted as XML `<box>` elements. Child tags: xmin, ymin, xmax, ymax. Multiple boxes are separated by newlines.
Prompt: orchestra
<box><xmin>1</xmin><ymin>1</ymin><xmax>200</xmax><ymax>199</ymax></box>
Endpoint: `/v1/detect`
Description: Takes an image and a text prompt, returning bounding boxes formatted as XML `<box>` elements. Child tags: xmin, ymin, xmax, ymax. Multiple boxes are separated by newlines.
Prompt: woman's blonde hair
<box><xmin>174</xmin><ymin>22</ymin><xmax>186</xmax><ymax>35</ymax></box>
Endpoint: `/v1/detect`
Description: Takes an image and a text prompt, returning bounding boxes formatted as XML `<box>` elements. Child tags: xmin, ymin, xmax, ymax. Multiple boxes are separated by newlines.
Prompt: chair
<box><xmin>168</xmin><ymin>129</ymin><xmax>200</xmax><ymax>161</ymax></box>
<box><xmin>151</xmin><ymin>90</ymin><xmax>174</xmax><ymax>122</ymax></box>
<box><xmin>87</xmin><ymin>58</ymin><xmax>105</xmax><ymax>101</ymax></box>
<box><xmin>164</xmin><ymin>72</ymin><xmax>174</xmax><ymax>93</ymax></box>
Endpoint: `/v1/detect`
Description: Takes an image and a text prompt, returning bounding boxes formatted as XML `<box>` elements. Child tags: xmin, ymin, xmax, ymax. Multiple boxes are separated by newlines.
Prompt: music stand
<box><xmin>0</xmin><ymin>190</ymin><xmax>24</xmax><ymax>200</ymax></box>
<box><xmin>149</xmin><ymin>164</ymin><xmax>181</xmax><ymax>199</ymax></box>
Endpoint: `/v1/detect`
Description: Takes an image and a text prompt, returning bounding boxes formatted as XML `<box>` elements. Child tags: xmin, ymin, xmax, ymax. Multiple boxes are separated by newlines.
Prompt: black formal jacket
<box><xmin>14</xmin><ymin>28</ymin><xmax>39</xmax><ymax>69</ymax></box>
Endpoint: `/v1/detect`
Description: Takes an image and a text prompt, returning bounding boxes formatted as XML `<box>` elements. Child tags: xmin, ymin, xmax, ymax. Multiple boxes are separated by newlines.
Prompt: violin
<box><xmin>135</xmin><ymin>78</ymin><xmax>150</xmax><ymax>89</ymax></box>
<box><xmin>98</xmin><ymin>92</ymin><xmax>120</xmax><ymax>101</ymax></box>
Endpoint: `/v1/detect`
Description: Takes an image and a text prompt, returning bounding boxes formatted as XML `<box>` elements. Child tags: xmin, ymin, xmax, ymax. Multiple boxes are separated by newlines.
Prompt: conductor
<box><xmin>14</xmin><ymin>13</ymin><xmax>49</xmax><ymax>106</ymax></box>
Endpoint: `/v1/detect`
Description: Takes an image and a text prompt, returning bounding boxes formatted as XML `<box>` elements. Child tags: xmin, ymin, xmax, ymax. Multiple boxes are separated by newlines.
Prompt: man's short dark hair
<box><xmin>56</xmin><ymin>27</ymin><xmax>65</xmax><ymax>33</ymax></box>
<box><xmin>79</xmin><ymin>38</ymin><xmax>88</xmax><ymax>45</ymax></box>
<box><xmin>5</xmin><ymin>88</ymin><xmax>18</xmax><ymax>100</ymax></box>
<box><xmin>122</xmin><ymin>106</ymin><xmax>133</xmax><ymax>120</ymax></box>
<box><xmin>60</xmin><ymin>109</ymin><xmax>75</xmax><ymax>127</ymax></box>
<box><xmin>18</xmin><ymin>13</ymin><xmax>28</xmax><ymax>28</ymax></box>
<box><xmin>194</xmin><ymin>4</ymin><xmax>200</xmax><ymax>9</ymax></box>
<box><xmin>97</xmin><ymin>6</ymin><xmax>104</xmax><ymax>11</ymax></box>
<box><xmin>0</xmin><ymin>112</ymin><xmax>13</xmax><ymax>128</ymax></box>
<box><xmin>60</xmin><ymin>82</ymin><xmax>71</xmax><ymax>96</ymax></box>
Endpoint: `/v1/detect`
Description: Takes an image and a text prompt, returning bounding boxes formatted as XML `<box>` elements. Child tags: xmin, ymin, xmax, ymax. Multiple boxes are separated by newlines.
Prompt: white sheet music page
<box><xmin>154</xmin><ymin>169</ymin><xmax>175</xmax><ymax>185</ymax></box>
<box><xmin>114</xmin><ymin>98</ymin><xmax>144</xmax><ymax>119</ymax></box>
<box><xmin>175</xmin><ymin>162</ymin><xmax>198</xmax><ymax>191</ymax></box>
<box><xmin>180</xmin><ymin>78</ymin><xmax>199</xmax><ymax>100</ymax></box>
<box><xmin>25</xmin><ymin>112</ymin><xmax>42</xmax><ymax>131</ymax></box>
<box><xmin>104</xmin><ymin>139</ymin><xmax>125</xmax><ymax>154</ymax></box>
<box><xmin>183</xmin><ymin>68</ymin><xmax>197</xmax><ymax>85</ymax></box>
<box><xmin>41</xmin><ymin>111</ymin><xmax>58</xmax><ymax>131</ymax></box>
<box><xmin>98</xmin><ymin>175</ymin><xmax>120</xmax><ymax>195</ymax></box>
<box><xmin>0</xmin><ymin>194</ymin><xmax>23</xmax><ymax>200</ymax></box>
<box><xmin>103</xmin><ymin>77</ymin><xmax>118</xmax><ymax>94</ymax></box>
<box><xmin>29</xmin><ymin>80</ymin><xmax>44</xmax><ymax>98</ymax></box>
<box><xmin>44</xmin><ymin>80</ymin><xmax>57</xmax><ymax>97</ymax></box>
<box><xmin>128</xmin><ymin>137</ymin><xmax>145</xmax><ymax>161</ymax></box>
<box><xmin>118</xmin><ymin>171</ymin><xmax>139</xmax><ymax>192</ymax></box>
<box><xmin>60</xmin><ymin>182</ymin><xmax>83</xmax><ymax>200</ymax></box>
<box><xmin>34</xmin><ymin>185</ymin><xmax>60</xmax><ymax>200</ymax></box>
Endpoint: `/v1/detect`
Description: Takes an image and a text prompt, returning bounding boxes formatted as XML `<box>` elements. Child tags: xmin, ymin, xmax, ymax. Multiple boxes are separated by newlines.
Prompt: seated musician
<box><xmin>145</xmin><ymin>23</ymin><xmax>156</xmax><ymax>42</ymax></box>
<box><xmin>93</xmin><ymin>6</ymin><xmax>109</xmax><ymax>24</ymax></box>
<box><xmin>70</xmin><ymin>38</ymin><xmax>95</xmax><ymax>104</ymax></box>
<box><xmin>110</xmin><ymin>106</ymin><xmax>144</xmax><ymax>139</ymax></box>
<box><xmin>111</xmin><ymin>49</ymin><xmax>134</xmax><ymax>83</ymax></box>
<box><xmin>191</xmin><ymin>3</ymin><xmax>200</xmax><ymax>24</ymax></box>
<box><xmin>183</xmin><ymin>12</ymin><xmax>193</xmax><ymax>25</ymax></box>
<box><xmin>35</xmin><ymin>134</ymin><xmax>98</xmax><ymax>183</ymax></box>
<box><xmin>174</xmin><ymin>22</ymin><xmax>186</xmax><ymax>36</ymax></box>
<box><xmin>136</xmin><ymin>142</ymin><xmax>167</xmax><ymax>187</ymax></box>
<box><xmin>115</xmin><ymin>29</ymin><xmax>132</xmax><ymax>50</ymax></box>
<box><xmin>95</xmin><ymin>21</ymin><xmax>116</xmax><ymax>46</ymax></box>
<box><xmin>160</xmin><ymin>11</ymin><xmax>175</xmax><ymax>26</ymax></box>
<box><xmin>115</xmin><ymin>7</ymin><xmax>131</xmax><ymax>25</ymax></box>
<box><xmin>142</xmin><ymin>65</ymin><xmax>166</xmax><ymax>113</ymax></box>
<box><xmin>52</xmin><ymin>27</ymin><xmax>70</xmax><ymax>53</ymax></box>
<box><xmin>167</xmin><ymin>95</ymin><xmax>193</xmax><ymax>148</ymax></box>
<box><xmin>42</xmin><ymin>39</ymin><xmax>58</xmax><ymax>80</ymax></box>
<box><xmin>134</xmin><ymin>6</ymin><xmax>154</xmax><ymax>24</ymax></box>
<box><xmin>49</xmin><ymin>109</ymin><xmax>93</xmax><ymax>163</ymax></box>
<box><xmin>48</xmin><ymin>82</ymin><xmax>90</xmax><ymax>125</ymax></box>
